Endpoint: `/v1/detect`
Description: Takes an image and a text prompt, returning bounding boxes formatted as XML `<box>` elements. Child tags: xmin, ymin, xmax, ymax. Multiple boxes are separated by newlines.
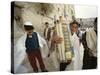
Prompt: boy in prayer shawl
<box><xmin>82</xmin><ymin>18</ymin><xmax>97</xmax><ymax>69</ymax></box>
<box><xmin>50</xmin><ymin>20</ymin><xmax>84</xmax><ymax>70</ymax></box>
<box><xmin>67</xmin><ymin>21</ymin><xmax>84</xmax><ymax>70</ymax></box>
<box><xmin>24</xmin><ymin>22</ymin><xmax>48</xmax><ymax>72</ymax></box>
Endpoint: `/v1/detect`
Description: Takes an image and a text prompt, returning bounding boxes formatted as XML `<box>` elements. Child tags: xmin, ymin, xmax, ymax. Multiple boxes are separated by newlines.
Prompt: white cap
<box><xmin>24</xmin><ymin>21</ymin><xmax>33</xmax><ymax>26</ymax></box>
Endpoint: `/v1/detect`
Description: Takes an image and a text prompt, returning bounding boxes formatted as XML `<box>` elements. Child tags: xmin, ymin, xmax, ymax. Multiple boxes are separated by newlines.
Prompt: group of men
<box><xmin>19</xmin><ymin>17</ymin><xmax>97</xmax><ymax>72</ymax></box>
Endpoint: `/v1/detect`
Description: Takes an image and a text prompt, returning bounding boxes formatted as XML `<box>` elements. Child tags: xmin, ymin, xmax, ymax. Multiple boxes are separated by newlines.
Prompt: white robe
<box><xmin>67</xmin><ymin>33</ymin><xmax>84</xmax><ymax>70</ymax></box>
<box><xmin>86</xmin><ymin>28</ymin><xmax>97</xmax><ymax>57</ymax></box>
<box><xmin>14</xmin><ymin>32</ymin><xmax>49</xmax><ymax>73</ymax></box>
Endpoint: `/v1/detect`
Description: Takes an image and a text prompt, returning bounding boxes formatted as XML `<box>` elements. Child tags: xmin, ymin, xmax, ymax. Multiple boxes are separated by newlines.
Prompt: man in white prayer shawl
<box><xmin>43</xmin><ymin>22</ymin><xmax>51</xmax><ymax>49</ymax></box>
<box><xmin>82</xmin><ymin>18</ymin><xmax>97</xmax><ymax>69</ymax></box>
<box><xmin>14</xmin><ymin>21</ymin><xmax>48</xmax><ymax>73</ymax></box>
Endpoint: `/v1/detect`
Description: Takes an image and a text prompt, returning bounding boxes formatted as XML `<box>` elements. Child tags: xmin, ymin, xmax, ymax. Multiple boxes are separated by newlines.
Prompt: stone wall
<box><xmin>14</xmin><ymin>1</ymin><xmax>75</xmax><ymax>38</ymax></box>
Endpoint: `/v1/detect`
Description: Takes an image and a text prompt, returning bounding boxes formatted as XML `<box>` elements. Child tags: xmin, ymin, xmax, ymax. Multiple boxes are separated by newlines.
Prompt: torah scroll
<box><xmin>55</xmin><ymin>21</ymin><xmax>72</xmax><ymax>62</ymax></box>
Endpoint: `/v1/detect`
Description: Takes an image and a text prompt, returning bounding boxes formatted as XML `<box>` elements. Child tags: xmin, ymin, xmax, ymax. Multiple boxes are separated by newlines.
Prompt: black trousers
<box><xmin>90</xmin><ymin>56</ymin><xmax>97</xmax><ymax>69</ymax></box>
<box><xmin>60</xmin><ymin>62</ymin><xmax>69</xmax><ymax>71</ymax></box>
<box><xmin>82</xmin><ymin>53</ymin><xmax>97</xmax><ymax>69</ymax></box>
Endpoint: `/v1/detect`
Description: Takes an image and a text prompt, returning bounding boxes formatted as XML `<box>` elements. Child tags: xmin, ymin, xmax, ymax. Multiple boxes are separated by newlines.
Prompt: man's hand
<box><xmin>52</xmin><ymin>36</ymin><xmax>63</xmax><ymax>44</ymax></box>
<box><xmin>67</xmin><ymin>60</ymin><xmax>72</xmax><ymax>65</ymax></box>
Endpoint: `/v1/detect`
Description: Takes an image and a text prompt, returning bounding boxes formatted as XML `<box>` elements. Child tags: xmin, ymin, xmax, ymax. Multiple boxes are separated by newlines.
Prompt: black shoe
<box><xmin>47</xmin><ymin>53</ymin><xmax>50</xmax><ymax>57</ymax></box>
<box><xmin>34</xmin><ymin>69</ymin><xmax>38</xmax><ymax>73</ymax></box>
<box><xmin>42</xmin><ymin>69</ymin><xmax>48</xmax><ymax>72</ymax></box>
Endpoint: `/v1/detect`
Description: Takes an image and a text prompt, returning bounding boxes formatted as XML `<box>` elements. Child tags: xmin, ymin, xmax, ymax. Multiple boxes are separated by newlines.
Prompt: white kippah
<box><xmin>24</xmin><ymin>21</ymin><xmax>33</xmax><ymax>26</ymax></box>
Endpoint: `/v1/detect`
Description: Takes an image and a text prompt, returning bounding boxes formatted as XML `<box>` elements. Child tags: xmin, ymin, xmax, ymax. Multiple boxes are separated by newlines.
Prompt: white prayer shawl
<box><xmin>86</xmin><ymin>28</ymin><xmax>97</xmax><ymax>57</ymax></box>
<box><xmin>67</xmin><ymin>33</ymin><xmax>84</xmax><ymax>70</ymax></box>
<box><xmin>14</xmin><ymin>32</ymin><xmax>48</xmax><ymax>73</ymax></box>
